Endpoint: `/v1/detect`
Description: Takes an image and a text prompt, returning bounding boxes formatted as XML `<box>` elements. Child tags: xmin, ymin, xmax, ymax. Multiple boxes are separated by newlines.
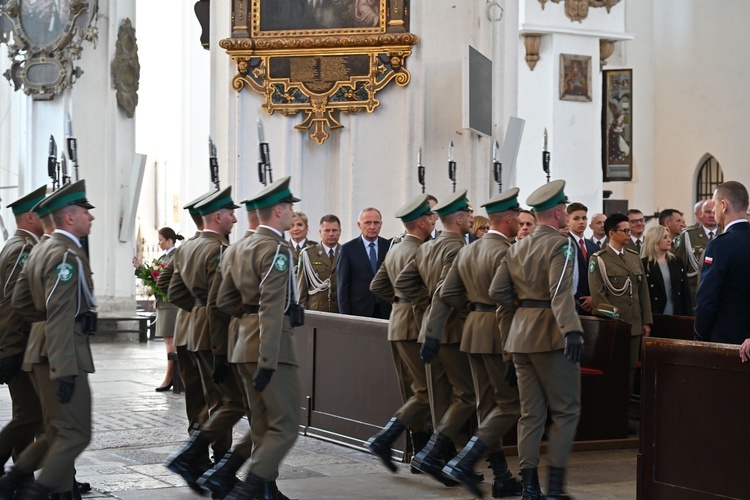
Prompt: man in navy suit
<box><xmin>337</xmin><ymin>207</ymin><xmax>392</xmax><ymax>319</ymax></box>
<box><xmin>695</xmin><ymin>181</ymin><xmax>750</xmax><ymax>345</ymax></box>
<box><xmin>567</xmin><ymin>203</ymin><xmax>599</xmax><ymax>315</ymax></box>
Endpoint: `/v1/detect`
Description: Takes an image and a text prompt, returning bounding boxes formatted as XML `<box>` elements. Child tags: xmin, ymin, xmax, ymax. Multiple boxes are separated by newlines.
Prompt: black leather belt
<box><xmin>519</xmin><ymin>300</ymin><xmax>552</xmax><ymax>308</ymax></box>
<box><xmin>470</xmin><ymin>303</ymin><xmax>496</xmax><ymax>312</ymax></box>
<box><xmin>243</xmin><ymin>304</ymin><xmax>260</xmax><ymax>314</ymax></box>
<box><xmin>194</xmin><ymin>298</ymin><xmax>207</xmax><ymax>307</ymax></box>
<box><xmin>394</xmin><ymin>297</ymin><xmax>412</xmax><ymax>304</ymax></box>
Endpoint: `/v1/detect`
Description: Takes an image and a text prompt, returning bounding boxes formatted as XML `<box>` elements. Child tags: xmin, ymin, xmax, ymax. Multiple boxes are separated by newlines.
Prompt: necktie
<box><xmin>635</xmin><ymin>239</ymin><xmax>641</xmax><ymax>250</ymax></box>
<box><xmin>329</xmin><ymin>249</ymin><xmax>335</xmax><ymax>261</ymax></box>
<box><xmin>368</xmin><ymin>242</ymin><xmax>377</xmax><ymax>274</ymax></box>
<box><xmin>578</xmin><ymin>238</ymin><xmax>588</xmax><ymax>262</ymax></box>
<box><xmin>708</xmin><ymin>231</ymin><xmax>714</xmax><ymax>240</ymax></box>
<box><xmin>597</xmin><ymin>240</ymin><xmax>602</xmax><ymax>249</ymax></box>
<box><xmin>296</xmin><ymin>244</ymin><xmax>302</xmax><ymax>252</ymax></box>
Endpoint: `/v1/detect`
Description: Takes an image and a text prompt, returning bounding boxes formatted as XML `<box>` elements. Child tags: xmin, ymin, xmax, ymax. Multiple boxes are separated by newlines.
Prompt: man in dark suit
<box><xmin>566</xmin><ymin>203</ymin><xmax>599</xmax><ymax>315</ymax></box>
<box><xmin>695</xmin><ymin>181</ymin><xmax>750</xmax><ymax>345</ymax></box>
<box><xmin>337</xmin><ymin>207</ymin><xmax>392</xmax><ymax>319</ymax></box>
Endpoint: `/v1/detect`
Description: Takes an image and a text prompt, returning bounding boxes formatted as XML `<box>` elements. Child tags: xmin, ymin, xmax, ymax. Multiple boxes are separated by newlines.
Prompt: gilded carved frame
<box><xmin>222</xmin><ymin>0</ymin><xmax>417</xmax><ymax>144</ymax></box>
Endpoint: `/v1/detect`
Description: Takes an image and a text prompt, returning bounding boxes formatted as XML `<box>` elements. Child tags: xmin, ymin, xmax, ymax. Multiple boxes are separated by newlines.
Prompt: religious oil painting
<box><xmin>602</xmin><ymin>69</ymin><xmax>633</xmax><ymax>181</ymax></box>
<box><xmin>255</xmin><ymin>0</ymin><xmax>387</xmax><ymax>36</ymax></box>
<box><xmin>559</xmin><ymin>54</ymin><xmax>592</xmax><ymax>102</ymax></box>
<box><xmin>19</xmin><ymin>0</ymin><xmax>70</xmax><ymax>49</ymax></box>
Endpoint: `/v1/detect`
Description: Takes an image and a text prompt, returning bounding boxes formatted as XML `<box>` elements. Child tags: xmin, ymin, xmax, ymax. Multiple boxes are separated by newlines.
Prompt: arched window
<box><xmin>695</xmin><ymin>155</ymin><xmax>723</xmax><ymax>201</ymax></box>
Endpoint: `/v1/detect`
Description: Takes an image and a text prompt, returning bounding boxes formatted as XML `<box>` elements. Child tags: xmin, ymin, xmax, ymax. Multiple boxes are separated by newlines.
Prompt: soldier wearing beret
<box><xmin>490</xmin><ymin>180</ymin><xmax>583</xmax><ymax>500</ymax></box>
<box><xmin>11</xmin><ymin>180</ymin><xmax>97</xmax><ymax>498</ymax></box>
<box><xmin>366</xmin><ymin>195</ymin><xmax>435</xmax><ymax>473</ymax></box>
<box><xmin>216</xmin><ymin>177</ymin><xmax>301</xmax><ymax>499</ymax></box>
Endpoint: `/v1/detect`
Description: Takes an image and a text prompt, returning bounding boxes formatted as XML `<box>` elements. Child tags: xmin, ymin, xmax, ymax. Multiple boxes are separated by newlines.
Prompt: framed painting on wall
<box><xmin>602</xmin><ymin>69</ymin><xmax>633</xmax><ymax>181</ymax></box>
<box><xmin>254</xmin><ymin>0</ymin><xmax>388</xmax><ymax>37</ymax></box>
<box><xmin>559</xmin><ymin>54</ymin><xmax>592</xmax><ymax>102</ymax></box>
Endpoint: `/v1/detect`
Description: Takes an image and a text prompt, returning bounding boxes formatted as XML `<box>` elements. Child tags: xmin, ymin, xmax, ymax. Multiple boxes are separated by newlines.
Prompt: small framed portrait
<box><xmin>254</xmin><ymin>0</ymin><xmax>387</xmax><ymax>37</ymax></box>
<box><xmin>602</xmin><ymin>69</ymin><xmax>633</xmax><ymax>181</ymax></box>
<box><xmin>559</xmin><ymin>54</ymin><xmax>592</xmax><ymax>102</ymax></box>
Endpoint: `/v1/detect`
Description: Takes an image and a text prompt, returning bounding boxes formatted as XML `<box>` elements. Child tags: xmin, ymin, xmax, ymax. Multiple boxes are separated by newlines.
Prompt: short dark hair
<box><xmin>319</xmin><ymin>214</ymin><xmax>341</xmax><ymax>226</ymax></box>
<box><xmin>604</xmin><ymin>213</ymin><xmax>629</xmax><ymax>236</ymax></box>
<box><xmin>426</xmin><ymin>194</ymin><xmax>438</xmax><ymax>204</ymax></box>
<box><xmin>626</xmin><ymin>209</ymin><xmax>643</xmax><ymax>218</ymax></box>
<box><xmin>714</xmin><ymin>181</ymin><xmax>749</xmax><ymax>213</ymax></box>
<box><xmin>519</xmin><ymin>209</ymin><xmax>536</xmax><ymax>221</ymax></box>
<box><xmin>658</xmin><ymin>209</ymin><xmax>682</xmax><ymax>226</ymax></box>
<box><xmin>566</xmin><ymin>202</ymin><xmax>588</xmax><ymax>215</ymax></box>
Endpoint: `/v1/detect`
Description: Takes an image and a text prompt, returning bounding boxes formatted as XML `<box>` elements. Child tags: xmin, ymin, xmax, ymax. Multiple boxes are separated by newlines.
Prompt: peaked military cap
<box><xmin>243</xmin><ymin>176</ymin><xmax>301</xmax><ymax>210</ymax></box>
<box><xmin>31</xmin><ymin>194</ymin><xmax>52</xmax><ymax>218</ymax></box>
<box><xmin>395</xmin><ymin>194</ymin><xmax>433</xmax><ymax>222</ymax></box>
<box><xmin>7</xmin><ymin>185</ymin><xmax>47</xmax><ymax>215</ymax></box>
<box><xmin>44</xmin><ymin>180</ymin><xmax>94</xmax><ymax>214</ymax></box>
<box><xmin>184</xmin><ymin>189</ymin><xmax>219</xmax><ymax>215</ymax></box>
<box><xmin>194</xmin><ymin>186</ymin><xmax>239</xmax><ymax>216</ymax></box>
<box><xmin>526</xmin><ymin>179</ymin><xmax>568</xmax><ymax>211</ymax></box>
<box><xmin>593</xmin><ymin>303</ymin><xmax>620</xmax><ymax>319</ymax></box>
<box><xmin>481</xmin><ymin>187</ymin><xmax>521</xmax><ymax>214</ymax></box>
<box><xmin>432</xmin><ymin>189</ymin><xmax>470</xmax><ymax>217</ymax></box>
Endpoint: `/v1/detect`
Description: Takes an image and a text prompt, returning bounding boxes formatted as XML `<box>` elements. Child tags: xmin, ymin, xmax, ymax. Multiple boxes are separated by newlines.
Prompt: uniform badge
<box><xmin>561</xmin><ymin>244</ymin><xmax>574</xmax><ymax>262</ymax></box>
<box><xmin>18</xmin><ymin>252</ymin><xmax>29</xmax><ymax>269</ymax></box>
<box><xmin>56</xmin><ymin>263</ymin><xmax>74</xmax><ymax>282</ymax></box>
<box><xmin>274</xmin><ymin>254</ymin><xmax>289</xmax><ymax>272</ymax></box>
<box><xmin>588</xmin><ymin>260</ymin><xmax>596</xmax><ymax>273</ymax></box>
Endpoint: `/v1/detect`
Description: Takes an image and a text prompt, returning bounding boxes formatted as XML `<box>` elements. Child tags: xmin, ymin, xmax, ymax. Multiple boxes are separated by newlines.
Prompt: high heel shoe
<box><xmin>155</xmin><ymin>382</ymin><xmax>173</xmax><ymax>392</ymax></box>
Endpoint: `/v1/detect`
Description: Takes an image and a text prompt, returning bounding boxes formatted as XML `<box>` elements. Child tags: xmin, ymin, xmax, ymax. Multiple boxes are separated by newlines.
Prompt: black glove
<box><xmin>252</xmin><ymin>368</ymin><xmax>274</xmax><ymax>392</ymax></box>
<box><xmin>564</xmin><ymin>331</ymin><xmax>584</xmax><ymax>364</ymax></box>
<box><xmin>56</xmin><ymin>376</ymin><xmax>77</xmax><ymax>404</ymax></box>
<box><xmin>420</xmin><ymin>337</ymin><xmax>440</xmax><ymax>364</ymax></box>
<box><xmin>504</xmin><ymin>360</ymin><xmax>518</xmax><ymax>388</ymax></box>
<box><xmin>212</xmin><ymin>355</ymin><xmax>228</xmax><ymax>384</ymax></box>
<box><xmin>0</xmin><ymin>354</ymin><xmax>23</xmax><ymax>385</ymax></box>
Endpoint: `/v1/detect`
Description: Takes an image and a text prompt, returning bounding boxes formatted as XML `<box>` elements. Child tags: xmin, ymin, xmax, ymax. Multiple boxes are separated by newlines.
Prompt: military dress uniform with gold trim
<box><xmin>297</xmin><ymin>242</ymin><xmax>340</xmax><ymax>313</ymax></box>
<box><xmin>675</xmin><ymin>225</ymin><xmax>720</xmax><ymax>301</ymax></box>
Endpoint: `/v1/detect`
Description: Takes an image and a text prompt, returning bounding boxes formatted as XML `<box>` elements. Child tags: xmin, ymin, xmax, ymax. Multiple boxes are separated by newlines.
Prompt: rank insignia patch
<box><xmin>56</xmin><ymin>263</ymin><xmax>74</xmax><ymax>282</ymax></box>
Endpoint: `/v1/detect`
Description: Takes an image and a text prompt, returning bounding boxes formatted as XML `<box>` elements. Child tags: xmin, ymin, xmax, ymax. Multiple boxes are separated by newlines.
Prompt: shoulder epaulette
<box><xmin>592</xmin><ymin>248</ymin><xmax>606</xmax><ymax>257</ymax></box>
<box><xmin>625</xmin><ymin>247</ymin><xmax>640</xmax><ymax>255</ymax></box>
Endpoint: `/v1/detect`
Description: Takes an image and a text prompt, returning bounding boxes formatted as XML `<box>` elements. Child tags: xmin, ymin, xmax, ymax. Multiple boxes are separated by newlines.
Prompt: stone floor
<box><xmin>0</xmin><ymin>339</ymin><xmax>637</xmax><ymax>499</ymax></box>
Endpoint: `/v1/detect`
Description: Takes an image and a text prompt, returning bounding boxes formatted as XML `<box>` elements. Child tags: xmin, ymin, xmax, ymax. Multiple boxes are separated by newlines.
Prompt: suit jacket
<box><xmin>337</xmin><ymin>236</ymin><xmax>391</xmax><ymax>319</ymax></box>
<box><xmin>467</xmin><ymin>233</ymin><xmax>480</xmax><ymax>244</ymax></box>
<box><xmin>298</xmin><ymin>242</ymin><xmax>340</xmax><ymax>313</ymax></box>
<box><xmin>569</xmin><ymin>234</ymin><xmax>599</xmax><ymax>314</ymax></box>
<box><xmin>624</xmin><ymin>236</ymin><xmax>644</xmax><ymax>254</ymax></box>
<box><xmin>642</xmin><ymin>257</ymin><xmax>692</xmax><ymax>316</ymax></box>
<box><xmin>694</xmin><ymin>221</ymin><xmax>750</xmax><ymax>344</ymax></box>
<box><xmin>588</xmin><ymin>236</ymin><xmax>608</xmax><ymax>251</ymax></box>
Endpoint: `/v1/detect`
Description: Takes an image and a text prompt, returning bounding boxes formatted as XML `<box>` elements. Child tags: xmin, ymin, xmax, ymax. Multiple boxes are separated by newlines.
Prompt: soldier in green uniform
<box><xmin>297</xmin><ymin>214</ymin><xmax>342</xmax><ymax>313</ymax></box>
<box><xmin>11</xmin><ymin>180</ymin><xmax>97</xmax><ymax>499</ymax></box>
<box><xmin>440</xmin><ymin>189</ymin><xmax>524</xmax><ymax>498</ymax></box>
<box><xmin>166</xmin><ymin>187</ymin><xmax>248</xmax><ymax>492</ymax></box>
<box><xmin>215</xmin><ymin>177</ymin><xmax>302</xmax><ymax>499</ymax></box>
<box><xmin>675</xmin><ymin>200</ymin><xmax>720</xmax><ymax>301</ymax></box>
<box><xmin>588</xmin><ymin>213</ymin><xmax>652</xmax><ymax>396</ymax></box>
<box><xmin>365</xmin><ymin>195</ymin><xmax>435</xmax><ymax>472</ymax></box>
<box><xmin>490</xmin><ymin>180</ymin><xmax>584</xmax><ymax>500</ymax></box>
<box><xmin>394</xmin><ymin>190</ymin><xmax>478</xmax><ymax>486</ymax></box>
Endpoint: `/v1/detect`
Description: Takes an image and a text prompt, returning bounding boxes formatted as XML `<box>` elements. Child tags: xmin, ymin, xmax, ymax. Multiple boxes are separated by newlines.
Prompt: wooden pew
<box><xmin>650</xmin><ymin>313</ymin><xmax>695</xmax><ymax>340</ymax></box>
<box><xmin>639</xmin><ymin>338</ymin><xmax>750</xmax><ymax>499</ymax></box>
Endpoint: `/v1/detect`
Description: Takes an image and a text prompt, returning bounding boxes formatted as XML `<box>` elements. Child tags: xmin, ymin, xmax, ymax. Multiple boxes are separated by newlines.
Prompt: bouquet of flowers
<box><xmin>136</xmin><ymin>260</ymin><xmax>168</xmax><ymax>302</ymax></box>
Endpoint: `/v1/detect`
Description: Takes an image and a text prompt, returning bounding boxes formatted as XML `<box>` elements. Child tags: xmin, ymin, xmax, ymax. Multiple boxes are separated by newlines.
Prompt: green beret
<box><xmin>481</xmin><ymin>188</ymin><xmax>521</xmax><ymax>214</ymax></box>
<box><xmin>526</xmin><ymin>179</ymin><xmax>568</xmax><ymax>212</ymax></box>
<box><xmin>242</xmin><ymin>176</ymin><xmax>301</xmax><ymax>211</ymax></box>
<box><xmin>44</xmin><ymin>180</ymin><xmax>94</xmax><ymax>214</ymax></box>
<box><xmin>432</xmin><ymin>190</ymin><xmax>470</xmax><ymax>217</ymax></box>
<box><xmin>395</xmin><ymin>194</ymin><xmax>433</xmax><ymax>222</ymax></box>
<box><xmin>7</xmin><ymin>185</ymin><xmax>47</xmax><ymax>215</ymax></box>
<box><xmin>194</xmin><ymin>186</ymin><xmax>239</xmax><ymax>216</ymax></box>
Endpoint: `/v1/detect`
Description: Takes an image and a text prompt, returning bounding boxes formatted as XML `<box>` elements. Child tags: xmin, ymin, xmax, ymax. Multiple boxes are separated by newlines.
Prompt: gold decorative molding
<box><xmin>538</xmin><ymin>0</ymin><xmax>621</xmax><ymax>23</ymax></box>
<box><xmin>523</xmin><ymin>34</ymin><xmax>542</xmax><ymax>71</ymax></box>
<box><xmin>599</xmin><ymin>38</ymin><xmax>616</xmax><ymax>70</ymax></box>
<box><xmin>223</xmin><ymin>1</ymin><xmax>416</xmax><ymax>144</ymax></box>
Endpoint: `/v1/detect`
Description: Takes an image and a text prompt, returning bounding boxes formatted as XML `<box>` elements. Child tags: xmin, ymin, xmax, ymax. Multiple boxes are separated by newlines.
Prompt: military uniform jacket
<box><xmin>157</xmin><ymin>231</ymin><xmax>200</xmax><ymax>347</ymax></box>
<box><xmin>490</xmin><ymin>225</ymin><xmax>582</xmax><ymax>353</ymax></box>
<box><xmin>588</xmin><ymin>245</ymin><xmax>653</xmax><ymax>336</ymax></box>
<box><xmin>0</xmin><ymin>229</ymin><xmax>40</xmax><ymax>358</ymax></box>
<box><xmin>168</xmin><ymin>231</ymin><xmax>229</xmax><ymax>353</ymax></box>
<box><xmin>370</xmin><ymin>234</ymin><xmax>428</xmax><ymax>342</ymax></box>
<box><xmin>675</xmin><ymin>225</ymin><xmax>720</xmax><ymax>280</ymax></box>
<box><xmin>289</xmin><ymin>239</ymin><xmax>317</xmax><ymax>271</ymax></box>
<box><xmin>393</xmin><ymin>231</ymin><xmax>466</xmax><ymax>344</ymax></box>
<box><xmin>14</xmin><ymin>234</ymin><xmax>50</xmax><ymax>369</ymax></box>
<box><xmin>441</xmin><ymin>232</ymin><xmax>512</xmax><ymax>359</ymax></box>
<box><xmin>297</xmin><ymin>242</ymin><xmax>340</xmax><ymax>313</ymax></box>
<box><xmin>12</xmin><ymin>232</ymin><xmax>95</xmax><ymax>378</ymax></box>
<box><xmin>216</xmin><ymin>226</ymin><xmax>298</xmax><ymax>369</ymax></box>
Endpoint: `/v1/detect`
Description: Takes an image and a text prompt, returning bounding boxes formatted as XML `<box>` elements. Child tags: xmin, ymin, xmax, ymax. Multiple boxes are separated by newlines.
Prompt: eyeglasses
<box><xmin>614</xmin><ymin>228</ymin><xmax>632</xmax><ymax>234</ymax></box>
<box><xmin>478</xmin><ymin>226</ymin><xmax>490</xmax><ymax>231</ymax></box>
<box><xmin>628</xmin><ymin>218</ymin><xmax>645</xmax><ymax>224</ymax></box>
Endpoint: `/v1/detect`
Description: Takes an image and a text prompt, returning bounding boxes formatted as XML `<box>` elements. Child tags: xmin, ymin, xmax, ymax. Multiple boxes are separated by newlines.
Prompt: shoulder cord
<box><xmin>596</xmin><ymin>254</ymin><xmax>631</xmax><ymax>297</ymax></box>
<box><xmin>681</xmin><ymin>230</ymin><xmax>700</xmax><ymax>276</ymax></box>
<box><xmin>259</xmin><ymin>243</ymin><xmax>297</xmax><ymax>314</ymax></box>
<box><xmin>389</xmin><ymin>231</ymin><xmax>406</xmax><ymax>250</ymax></box>
<box><xmin>46</xmin><ymin>249</ymin><xmax>82</xmax><ymax>317</ymax></box>
<box><xmin>552</xmin><ymin>245</ymin><xmax>572</xmax><ymax>300</ymax></box>
<box><xmin>300</xmin><ymin>248</ymin><xmax>330</xmax><ymax>295</ymax></box>
<box><xmin>3</xmin><ymin>241</ymin><xmax>29</xmax><ymax>296</ymax></box>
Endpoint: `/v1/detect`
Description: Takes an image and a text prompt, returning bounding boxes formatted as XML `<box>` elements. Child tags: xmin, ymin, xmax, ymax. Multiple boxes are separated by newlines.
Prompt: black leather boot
<box><xmin>521</xmin><ymin>467</ymin><xmax>544</xmax><ymax>500</ymax></box>
<box><xmin>546</xmin><ymin>466</ymin><xmax>572</xmax><ymax>499</ymax></box>
<box><xmin>224</xmin><ymin>471</ymin><xmax>266</xmax><ymax>500</ymax></box>
<box><xmin>442</xmin><ymin>436</ymin><xmax>484</xmax><ymax>483</ymax></box>
<box><xmin>409</xmin><ymin>430</ymin><xmax>431</xmax><ymax>474</ymax></box>
<box><xmin>166</xmin><ymin>424</ymin><xmax>211</xmax><ymax>494</ymax></box>
<box><xmin>0</xmin><ymin>466</ymin><xmax>33</xmax><ymax>500</ymax></box>
<box><xmin>49</xmin><ymin>493</ymin><xmax>74</xmax><ymax>500</ymax></box>
<box><xmin>487</xmin><ymin>450</ymin><xmax>523</xmax><ymax>497</ymax></box>
<box><xmin>18</xmin><ymin>482</ymin><xmax>50</xmax><ymax>500</ymax></box>
<box><xmin>410</xmin><ymin>432</ymin><xmax>459</xmax><ymax>486</ymax></box>
<box><xmin>258</xmin><ymin>481</ymin><xmax>296</xmax><ymax>500</ymax></box>
<box><xmin>365</xmin><ymin>417</ymin><xmax>406</xmax><ymax>473</ymax></box>
<box><xmin>441</xmin><ymin>436</ymin><xmax>489</xmax><ymax>498</ymax></box>
<box><xmin>197</xmin><ymin>450</ymin><xmax>246</xmax><ymax>498</ymax></box>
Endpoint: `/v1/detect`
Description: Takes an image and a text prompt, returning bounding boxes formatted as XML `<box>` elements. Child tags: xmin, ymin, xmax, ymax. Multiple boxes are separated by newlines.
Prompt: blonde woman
<box><xmin>641</xmin><ymin>226</ymin><xmax>692</xmax><ymax>316</ymax></box>
<box><xmin>470</xmin><ymin>215</ymin><xmax>490</xmax><ymax>239</ymax></box>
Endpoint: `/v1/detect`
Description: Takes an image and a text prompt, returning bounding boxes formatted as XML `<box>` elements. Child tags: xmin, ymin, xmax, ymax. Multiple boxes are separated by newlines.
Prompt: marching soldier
<box><xmin>366</xmin><ymin>195</ymin><xmax>435</xmax><ymax>472</ymax></box>
<box><xmin>166</xmin><ymin>187</ymin><xmax>246</xmax><ymax>492</ymax></box>
<box><xmin>12</xmin><ymin>180</ymin><xmax>97</xmax><ymax>499</ymax></box>
<box><xmin>440</xmin><ymin>189</ymin><xmax>524</xmax><ymax>498</ymax></box>
<box><xmin>216</xmin><ymin>177</ymin><xmax>302</xmax><ymax>499</ymax></box>
<box><xmin>297</xmin><ymin>214</ymin><xmax>342</xmax><ymax>313</ymax></box>
<box><xmin>490</xmin><ymin>180</ymin><xmax>583</xmax><ymax>500</ymax></box>
<box><xmin>394</xmin><ymin>190</ymin><xmax>478</xmax><ymax>486</ymax></box>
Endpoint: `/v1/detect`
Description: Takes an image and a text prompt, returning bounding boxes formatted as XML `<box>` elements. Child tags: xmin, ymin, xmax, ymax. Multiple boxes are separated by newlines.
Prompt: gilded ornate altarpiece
<box><xmin>221</xmin><ymin>0</ymin><xmax>417</xmax><ymax>144</ymax></box>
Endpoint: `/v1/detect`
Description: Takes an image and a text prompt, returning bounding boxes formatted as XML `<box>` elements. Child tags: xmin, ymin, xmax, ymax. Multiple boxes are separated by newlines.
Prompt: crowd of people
<box><xmin>0</xmin><ymin>174</ymin><xmax>747</xmax><ymax>500</ymax></box>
